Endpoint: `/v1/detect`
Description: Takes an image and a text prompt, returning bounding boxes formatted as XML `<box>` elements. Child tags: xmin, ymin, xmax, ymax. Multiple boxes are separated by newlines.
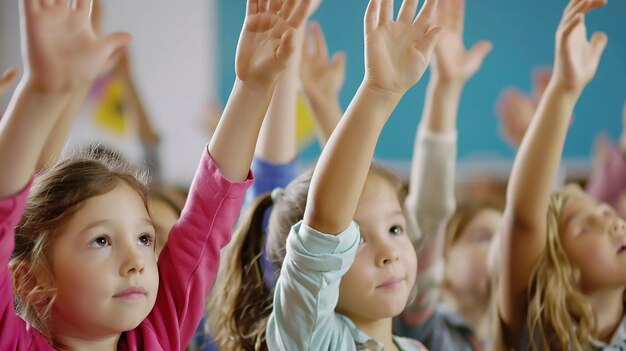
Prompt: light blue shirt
<box><xmin>267</xmin><ymin>221</ymin><xmax>427</xmax><ymax>351</ymax></box>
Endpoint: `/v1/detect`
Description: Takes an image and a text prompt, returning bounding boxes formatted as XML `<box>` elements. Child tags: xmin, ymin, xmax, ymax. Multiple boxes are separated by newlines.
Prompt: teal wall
<box><xmin>217</xmin><ymin>1</ymin><xmax>626</xmax><ymax>162</ymax></box>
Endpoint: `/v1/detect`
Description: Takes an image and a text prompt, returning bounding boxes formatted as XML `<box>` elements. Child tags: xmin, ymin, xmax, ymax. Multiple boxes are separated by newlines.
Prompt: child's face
<box><xmin>150</xmin><ymin>198</ymin><xmax>179</xmax><ymax>257</ymax></box>
<box><xmin>49</xmin><ymin>182</ymin><xmax>159</xmax><ymax>337</ymax></box>
<box><xmin>559</xmin><ymin>191</ymin><xmax>626</xmax><ymax>292</ymax></box>
<box><xmin>445</xmin><ymin>209</ymin><xmax>502</xmax><ymax>296</ymax></box>
<box><xmin>336</xmin><ymin>174</ymin><xmax>417</xmax><ymax>322</ymax></box>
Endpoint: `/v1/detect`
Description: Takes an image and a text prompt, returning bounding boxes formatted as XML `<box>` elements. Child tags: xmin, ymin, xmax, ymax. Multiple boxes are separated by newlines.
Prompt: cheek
<box><xmin>446</xmin><ymin>246</ymin><xmax>489</xmax><ymax>286</ymax></box>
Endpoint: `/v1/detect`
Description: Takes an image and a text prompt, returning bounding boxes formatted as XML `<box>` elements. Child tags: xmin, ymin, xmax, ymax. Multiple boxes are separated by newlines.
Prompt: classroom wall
<box><xmin>217</xmin><ymin>0</ymin><xmax>626</xmax><ymax>169</ymax></box>
<box><xmin>0</xmin><ymin>0</ymin><xmax>216</xmax><ymax>186</ymax></box>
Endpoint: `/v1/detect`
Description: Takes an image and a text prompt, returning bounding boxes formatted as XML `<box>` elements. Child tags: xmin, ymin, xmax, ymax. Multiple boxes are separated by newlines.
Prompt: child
<box><xmin>393</xmin><ymin>0</ymin><xmax>494</xmax><ymax>349</ymax></box>
<box><xmin>496</xmin><ymin>0</ymin><xmax>623</xmax><ymax>349</ymax></box>
<box><xmin>0</xmin><ymin>0</ymin><xmax>310</xmax><ymax>349</ymax></box>
<box><xmin>267</xmin><ymin>0</ymin><xmax>442</xmax><ymax>349</ymax></box>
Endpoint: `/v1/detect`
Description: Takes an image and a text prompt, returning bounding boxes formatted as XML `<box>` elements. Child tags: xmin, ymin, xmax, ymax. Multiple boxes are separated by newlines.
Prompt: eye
<box><xmin>389</xmin><ymin>225</ymin><xmax>403</xmax><ymax>236</ymax></box>
<box><xmin>138</xmin><ymin>233</ymin><xmax>155</xmax><ymax>247</ymax></box>
<box><xmin>89</xmin><ymin>236</ymin><xmax>110</xmax><ymax>248</ymax></box>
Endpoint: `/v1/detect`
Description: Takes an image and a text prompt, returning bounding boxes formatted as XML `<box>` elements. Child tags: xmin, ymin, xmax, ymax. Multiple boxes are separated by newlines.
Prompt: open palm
<box><xmin>364</xmin><ymin>0</ymin><xmax>442</xmax><ymax>95</ymax></box>
<box><xmin>236</xmin><ymin>0</ymin><xmax>310</xmax><ymax>86</ymax></box>
<box><xmin>554</xmin><ymin>0</ymin><xmax>607</xmax><ymax>92</ymax></box>
<box><xmin>21</xmin><ymin>0</ymin><xmax>130</xmax><ymax>93</ymax></box>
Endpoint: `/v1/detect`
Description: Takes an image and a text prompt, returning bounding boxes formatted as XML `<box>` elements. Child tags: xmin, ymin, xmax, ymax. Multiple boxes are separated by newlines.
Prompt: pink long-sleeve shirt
<box><xmin>0</xmin><ymin>148</ymin><xmax>252</xmax><ymax>350</ymax></box>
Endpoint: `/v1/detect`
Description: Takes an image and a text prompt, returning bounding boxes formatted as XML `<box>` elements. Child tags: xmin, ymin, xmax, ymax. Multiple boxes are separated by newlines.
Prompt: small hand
<box><xmin>363</xmin><ymin>0</ymin><xmax>442</xmax><ymax>95</ymax></box>
<box><xmin>432</xmin><ymin>0</ymin><xmax>492</xmax><ymax>83</ymax></box>
<box><xmin>300</xmin><ymin>21</ymin><xmax>346</xmax><ymax>104</ymax></box>
<box><xmin>236</xmin><ymin>0</ymin><xmax>311</xmax><ymax>87</ymax></box>
<box><xmin>20</xmin><ymin>0</ymin><xmax>131</xmax><ymax>94</ymax></box>
<box><xmin>553</xmin><ymin>0</ymin><xmax>608</xmax><ymax>93</ymax></box>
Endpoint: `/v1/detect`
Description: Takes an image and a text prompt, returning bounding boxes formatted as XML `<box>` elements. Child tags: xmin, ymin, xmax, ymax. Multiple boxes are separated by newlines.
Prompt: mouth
<box><xmin>618</xmin><ymin>244</ymin><xmax>626</xmax><ymax>255</ymax></box>
<box><xmin>113</xmin><ymin>286</ymin><xmax>147</xmax><ymax>299</ymax></box>
<box><xmin>376</xmin><ymin>277</ymin><xmax>404</xmax><ymax>289</ymax></box>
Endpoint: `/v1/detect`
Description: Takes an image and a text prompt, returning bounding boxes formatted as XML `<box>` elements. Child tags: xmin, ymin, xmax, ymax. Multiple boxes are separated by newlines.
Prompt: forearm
<box><xmin>304</xmin><ymin>83</ymin><xmax>401</xmax><ymax>234</ymax></box>
<box><xmin>0</xmin><ymin>83</ymin><xmax>70</xmax><ymax>197</ymax></box>
<box><xmin>36</xmin><ymin>86</ymin><xmax>89</xmax><ymax>171</ymax></box>
<box><xmin>307</xmin><ymin>95</ymin><xmax>342</xmax><ymax>147</ymax></box>
<box><xmin>209</xmin><ymin>79</ymin><xmax>275</xmax><ymax>182</ymax></box>
<box><xmin>254</xmin><ymin>28</ymin><xmax>306</xmax><ymax>163</ymax></box>
<box><xmin>506</xmin><ymin>83</ymin><xmax>579</xmax><ymax>229</ymax></box>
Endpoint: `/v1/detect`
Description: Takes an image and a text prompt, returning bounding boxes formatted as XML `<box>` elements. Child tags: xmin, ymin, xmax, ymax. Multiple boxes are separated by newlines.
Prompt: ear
<box><xmin>12</xmin><ymin>260</ymin><xmax>54</xmax><ymax>305</ymax></box>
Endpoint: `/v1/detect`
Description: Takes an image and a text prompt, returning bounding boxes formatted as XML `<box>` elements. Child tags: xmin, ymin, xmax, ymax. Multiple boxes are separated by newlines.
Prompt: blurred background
<box><xmin>1</xmin><ymin>0</ymin><xmax>625</xmax><ymax>194</ymax></box>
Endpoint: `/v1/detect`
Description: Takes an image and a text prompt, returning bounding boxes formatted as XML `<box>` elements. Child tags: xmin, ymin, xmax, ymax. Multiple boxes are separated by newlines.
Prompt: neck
<box><xmin>52</xmin><ymin>333</ymin><xmax>120</xmax><ymax>351</ymax></box>
<box><xmin>349</xmin><ymin>315</ymin><xmax>398</xmax><ymax>351</ymax></box>
<box><xmin>585</xmin><ymin>287</ymin><xmax>625</xmax><ymax>343</ymax></box>
<box><xmin>442</xmin><ymin>287</ymin><xmax>491</xmax><ymax>342</ymax></box>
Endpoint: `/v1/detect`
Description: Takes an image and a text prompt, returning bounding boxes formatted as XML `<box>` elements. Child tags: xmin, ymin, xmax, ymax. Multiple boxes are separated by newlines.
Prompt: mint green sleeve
<box><xmin>266</xmin><ymin>221</ymin><xmax>360</xmax><ymax>350</ymax></box>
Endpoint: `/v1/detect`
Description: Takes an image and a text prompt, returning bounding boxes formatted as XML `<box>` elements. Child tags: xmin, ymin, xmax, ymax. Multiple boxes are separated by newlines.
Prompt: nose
<box><xmin>611</xmin><ymin>218</ymin><xmax>626</xmax><ymax>237</ymax></box>
<box><xmin>120</xmin><ymin>244</ymin><xmax>145</xmax><ymax>277</ymax></box>
<box><xmin>375</xmin><ymin>240</ymin><xmax>400</xmax><ymax>267</ymax></box>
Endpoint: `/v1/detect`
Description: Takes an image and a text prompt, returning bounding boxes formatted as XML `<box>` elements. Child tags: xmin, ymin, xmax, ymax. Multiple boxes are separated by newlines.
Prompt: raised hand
<box><xmin>553</xmin><ymin>0</ymin><xmax>608</xmax><ymax>93</ymax></box>
<box><xmin>300</xmin><ymin>22</ymin><xmax>346</xmax><ymax>106</ymax></box>
<box><xmin>0</xmin><ymin>68</ymin><xmax>18</xmax><ymax>98</ymax></box>
<box><xmin>236</xmin><ymin>0</ymin><xmax>311</xmax><ymax>87</ymax></box>
<box><xmin>20</xmin><ymin>0</ymin><xmax>131</xmax><ymax>94</ymax></box>
<box><xmin>496</xmin><ymin>68</ymin><xmax>551</xmax><ymax>147</ymax></box>
<box><xmin>432</xmin><ymin>0</ymin><xmax>492</xmax><ymax>83</ymax></box>
<box><xmin>363</xmin><ymin>0</ymin><xmax>442</xmax><ymax>95</ymax></box>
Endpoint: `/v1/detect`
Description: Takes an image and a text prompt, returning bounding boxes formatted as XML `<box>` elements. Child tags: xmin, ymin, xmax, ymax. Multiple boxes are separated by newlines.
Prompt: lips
<box><xmin>113</xmin><ymin>286</ymin><xmax>147</xmax><ymax>298</ymax></box>
<box><xmin>376</xmin><ymin>277</ymin><xmax>404</xmax><ymax>289</ymax></box>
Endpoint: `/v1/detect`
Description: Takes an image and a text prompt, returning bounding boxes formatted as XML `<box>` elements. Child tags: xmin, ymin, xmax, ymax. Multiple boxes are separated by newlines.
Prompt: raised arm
<box><xmin>406</xmin><ymin>0</ymin><xmax>491</xmax><ymax>319</ymax></box>
<box><xmin>304</xmin><ymin>0</ymin><xmax>442</xmax><ymax>235</ymax></box>
<box><xmin>0</xmin><ymin>0</ymin><xmax>130</xmax><ymax>198</ymax></box>
<box><xmin>209</xmin><ymin>0</ymin><xmax>311</xmax><ymax>182</ymax></box>
<box><xmin>300</xmin><ymin>21</ymin><xmax>346</xmax><ymax>146</ymax></box>
<box><xmin>499</xmin><ymin>0</ymin><xmax>607</xmax><ymax>338</ymax></box>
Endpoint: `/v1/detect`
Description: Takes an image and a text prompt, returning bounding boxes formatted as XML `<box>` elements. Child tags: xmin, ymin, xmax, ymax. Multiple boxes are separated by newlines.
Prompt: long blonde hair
<box><xmin>527</xmin><ymin>185</ymin><xmax>599</xmax><ymax>350</ymax></box>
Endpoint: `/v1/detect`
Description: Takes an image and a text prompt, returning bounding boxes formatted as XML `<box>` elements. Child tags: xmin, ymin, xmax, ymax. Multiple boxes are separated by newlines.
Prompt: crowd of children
<box><xmin>0</xmin><ymin>0</ymin><xmax>625</xmax><ymax>350</ymax></box>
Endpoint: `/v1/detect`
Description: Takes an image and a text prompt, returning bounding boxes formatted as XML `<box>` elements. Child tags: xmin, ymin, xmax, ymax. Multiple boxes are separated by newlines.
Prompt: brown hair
<box><xmin>208</xmin><ymin>163</ymin><xmax>408</xmax><ymax>351</ymax></box>
<box><xmin>444</xmin><ymin>200</ymin><xmax>504</xmax><ymax>255</ymax></box>
<box><xmin>9</xmin><ymin>148</ymin><xmax>149</xmax><ymax>343</ymax></box>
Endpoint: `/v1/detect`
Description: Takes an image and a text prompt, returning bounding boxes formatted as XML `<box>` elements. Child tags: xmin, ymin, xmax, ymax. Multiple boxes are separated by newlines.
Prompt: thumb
<box><xmin>276</xmin><ymin>28</ymin><xmax>296</xmax><ymax>68</ymax></box>
<box><xmin>466</xmin><ymin>40</ymin><xmax>492</xmax><ymax>74</ymax></box>
<box><xmin>99</xmin><ymin>32</ymin><xmax>133</xmax><ymax>58</ymax></box>
<box><xmin>589</xmin><ymin>31</ymin><xmax>608</xmax><ymax>67</ymax></box>
<box><xmin>0</xmin><ymin>67</ymin><xmax>18</xmax><ymax>97</ymax></box>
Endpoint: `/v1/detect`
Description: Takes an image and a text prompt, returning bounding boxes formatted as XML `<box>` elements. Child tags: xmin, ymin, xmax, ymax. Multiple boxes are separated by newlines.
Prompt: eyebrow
<box><xmin>80</xmin><ymin>218</ymin><xmax>154</xmax><ymax>234</ymax></box>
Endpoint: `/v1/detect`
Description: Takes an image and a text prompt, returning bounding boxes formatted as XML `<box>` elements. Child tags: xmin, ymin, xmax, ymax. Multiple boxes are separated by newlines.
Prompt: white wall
<box><xmin>0</xmin><ymin>0</ymin><xmax>216</xmax><ymax>186</ymax></box>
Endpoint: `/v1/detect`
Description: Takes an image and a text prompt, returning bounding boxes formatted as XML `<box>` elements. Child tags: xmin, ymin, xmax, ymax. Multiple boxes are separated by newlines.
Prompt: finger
<box><xmin>378</xmin><ymin>0</ymin><xmax>394</xmax><ymax>27</ymax></box>
<box><xmin>415</xmin><ymin>26</ymin><xmax>443</xmax><ymax>59</ymax></box>
<box><xmin>310</xmin><ymin>22</ymin><xmax>329</xmax><ymax>60</ymax></box>
<box><xmin>0</xmin><ymin>68</ymin><xmax>18</xmax><ymax>96</ymax></box>
<box><xmin>74</xmin><ymin>0</ymin><xmax>90</xmax><ymax>13</ymax></box>
<box><xmin>287</xmin><ymin>0</ymin><xmax>310</xmax><ymax>29</ymax></box>
<box><xmin>589</xmin><ymin>31</ymin><xmax>608</xmax><ymax>66</ymax></box>
<box><xmin>560</xmin><ymin>13</ymin><xmax>582</xmax><ymax>42</ymax></box>
<box><xmin>364</xmin><ymin>0</ymin><xmax>379</xmax><ymax>32</ymax></box>
<box><xmin>562</xmin><ymin>0</ymin><xmax>589</xmax><ymax>26</ymax></box>
<box><xmin>247</xmin><ymin>0</ymin><xmax>260</xmax><ymax>15</ymax></box>
<box><xmin>258</xmin><ymin>0</ymin><xmax>270</xmax><ymax>13</ymax></box>
<box><xmin>21</xmin><ymin>0</ymin><xmax>41</xmax><ymax>13</ymax></box>
<box><xmin>414</xmin><ymin>0</ymin><xmax>439</xmax><ymax>31</ymax></box>
<box><xmin>276</xmin><ymin>28</ymin><xmax>296</xmax><ymax>67</ymax></box>
<box><xmin>465</xmin><ymin>40</ymin><xmax>492</xmax><ymax>73</ymax></box>
<box><xmin>279</xmin><ymin>0</ymin><xmax>296</xmax><ymax>19</ymax></box>
<box><xmin>450</xmin><ymin>0</ymin><xmax>464</xmax><ymax>34</ymax></box>
<box><xmin>99</xmin><ymin>32</ymin><xmax>132</xmax><ymax>59</ymax></box>
<box><xmin>582</xmin><ymin>0</ymin><xmax>608</xmax><ymax>13</ymax></box>
<box><xmin>397</xmin><ymin>0</ymin><xmax>419</xmax><ymax>24</ymax></box>
<box><xmin>331</xmin><ymin>52</ymin><xmax>346</xmax><ymax>75</ymax></box>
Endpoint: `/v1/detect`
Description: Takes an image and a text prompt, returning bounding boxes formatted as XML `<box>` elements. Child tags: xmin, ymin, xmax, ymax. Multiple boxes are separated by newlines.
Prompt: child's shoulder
<box><xmin>393</xmin><ymin>335</ymin><xmax>429</xmax><ymax>351</ymax></box>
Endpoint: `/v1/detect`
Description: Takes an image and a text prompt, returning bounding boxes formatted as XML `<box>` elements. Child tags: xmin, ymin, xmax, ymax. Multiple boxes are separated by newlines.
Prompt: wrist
<box><xmin>429</xmin><ymin>73</ymin><xmax>467</xmax><ymax>91</ymax></box>
<box><xmin>360</xmin><ymin>81</ymin><xmax>404</xmax><ymax>105</ymax></box>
